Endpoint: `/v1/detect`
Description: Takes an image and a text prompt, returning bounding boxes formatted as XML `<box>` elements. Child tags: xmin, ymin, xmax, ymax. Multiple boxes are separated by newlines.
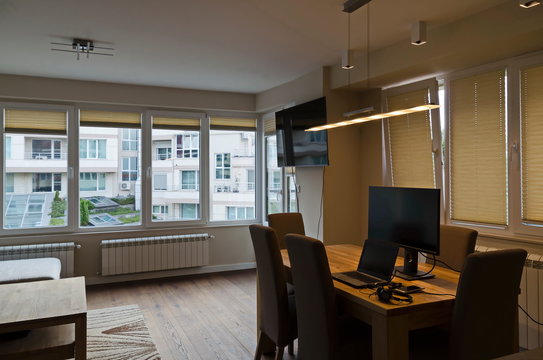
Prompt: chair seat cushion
<box><xmin>0</xmin><ymin>258</ymin><xmax>61</xmax><ymax>284</ymax></box>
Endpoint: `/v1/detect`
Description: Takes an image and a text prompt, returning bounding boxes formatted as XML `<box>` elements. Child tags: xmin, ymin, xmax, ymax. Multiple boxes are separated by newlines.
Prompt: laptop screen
<box><xmin>357</xmin><ymin>239</ymin><xmax>399</xmax><ymax>281</ymax></box>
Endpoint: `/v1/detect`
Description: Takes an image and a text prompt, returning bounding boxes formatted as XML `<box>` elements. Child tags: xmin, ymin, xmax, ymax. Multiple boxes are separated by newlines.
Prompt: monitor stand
<box><xmin>394</xmin><ymin>248</ymin><xmax>435</xmax><ymax>281</ymax></box>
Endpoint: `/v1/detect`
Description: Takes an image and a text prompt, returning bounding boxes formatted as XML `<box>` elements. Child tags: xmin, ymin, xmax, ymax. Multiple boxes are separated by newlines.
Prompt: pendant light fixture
<box><xmin>341</xmin><ymin>14</ymin><xmax>354</xmax><ymax>69</ymax></box>
<box><xmin>307</xmin><ymin>0</ymin><xmax>439</xmax><ymax>132</ymax></box>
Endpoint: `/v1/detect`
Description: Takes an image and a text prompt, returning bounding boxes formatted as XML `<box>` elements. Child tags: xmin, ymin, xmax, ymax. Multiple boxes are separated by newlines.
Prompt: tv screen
<box><xmin>368</xmin><ymin>186</ymin><xmax>440</xmax><ymax>255</ymax></box>
<box><xmin>275</xmin><ymin>97</ymin><xmax>329</xmax><ymax>167</ymax></box>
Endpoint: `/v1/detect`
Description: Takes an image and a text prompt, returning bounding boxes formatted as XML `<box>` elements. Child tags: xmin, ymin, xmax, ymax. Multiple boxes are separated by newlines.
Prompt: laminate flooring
<box><xmin>86</xmin><ymin>269</ymin><xmax>296</xmax><ymax>360</ymax></box>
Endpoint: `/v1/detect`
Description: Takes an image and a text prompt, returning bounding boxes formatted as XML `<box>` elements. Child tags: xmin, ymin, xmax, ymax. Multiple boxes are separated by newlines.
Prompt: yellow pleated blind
<box><xmin>152</xmin><ymin>116</ymin><xmax>200</xmax><ymax>130</ymax></box>
<box><xmin>263</xmin><ymin>116</ymin><xmax>276</xmax><ymax>135</ymax></box>
<box><xmin>450</xmin><ymin>69</ymin><xmax>507</xmax><ymax>225</ymax></box>
<box><xmin>521</xmin><ymin>65</ymin><xmax>543</xmax><ymax>222</ymax></box>
<box><xmin>80</xmin><ymin>110</ymin><xmax>141</xmax><ymax>128</ymax></box>
<box><xmin>4</xmin><ymin>109</ymin><xmax>67</xmax><ymax>134</ymax></box>
<box><xmin>210</xmin><ymin>117</ymin><xmax>256</xmax><ymax>131</ymax></box>
<box><xmin>387</xmin><ymin>88</ymin><xmax>435</xmax><ymax>188</ymax></box>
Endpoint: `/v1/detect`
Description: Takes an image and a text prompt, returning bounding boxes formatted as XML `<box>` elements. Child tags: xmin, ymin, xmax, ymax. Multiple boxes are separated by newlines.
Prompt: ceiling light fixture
<box><xmin>307</xmin><ymin>104</ymin><xmax>440</xmax><ymax>131</ymax></box>
<box><xmin>51</xmin><ymin>38</ymin><xmax>114</xmax><ymax>60</ymax></box>
<box><xmin>306</xmin><ymin>1</ymin><xmax>440</xmax><ymax>132</ymax></box>
<box><xmin>519</xmin><ymin>0</ymin><xmax>540</xmax><ymax>8</ymax></box>
<box><xmin>411</xmin><ymin>21</ymin><xmax>427</xmax><ymax>45</ymax></box>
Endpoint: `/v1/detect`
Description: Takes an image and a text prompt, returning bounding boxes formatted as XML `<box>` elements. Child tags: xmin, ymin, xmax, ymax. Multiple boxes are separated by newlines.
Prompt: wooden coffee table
<box><xmin>0</xmin><ymin>277</ymin><xmax>87</xmax><ymax>359</ymax></box>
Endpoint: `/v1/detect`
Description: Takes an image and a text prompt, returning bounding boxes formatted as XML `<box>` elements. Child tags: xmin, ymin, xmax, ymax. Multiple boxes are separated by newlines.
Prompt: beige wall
<box><xmin>0</xmin><ymin>73</ymin><xmax>255</xmax><ymax>112</ymax></box>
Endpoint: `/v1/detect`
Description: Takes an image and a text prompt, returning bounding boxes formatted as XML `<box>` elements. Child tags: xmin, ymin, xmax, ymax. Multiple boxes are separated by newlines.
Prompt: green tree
<box><xmin>80</xmin><ymin>199</ymin><xmax>90</xmax><ymax>226</ymax></box>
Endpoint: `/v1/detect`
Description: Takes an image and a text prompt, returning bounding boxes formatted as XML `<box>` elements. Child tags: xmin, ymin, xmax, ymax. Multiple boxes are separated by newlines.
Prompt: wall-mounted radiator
<box><xmin>0</xmin><ymin>242</ymin><xmax>79</xmax><ymax>278</ymax></box>
<box><xmin>100</xmin><ymin>234</ymin><xmax>211</xmax><ymax>276</ymax></box>
<box><xmin>476</xmin><ymin>245</ymin><xmax>543</xmax><ymax>350</ymax></box>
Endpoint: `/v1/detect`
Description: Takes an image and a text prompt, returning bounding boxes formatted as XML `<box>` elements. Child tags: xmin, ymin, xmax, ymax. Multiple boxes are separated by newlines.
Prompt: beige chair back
<box><xmin>268</xmin><ymin>212</ymin><xmax>305</xmax><ymax>249</ymax></box>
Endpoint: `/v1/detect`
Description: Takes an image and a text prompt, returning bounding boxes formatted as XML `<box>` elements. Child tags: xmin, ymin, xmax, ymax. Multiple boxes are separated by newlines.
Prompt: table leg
<box><xmin>75</xmin><ymin>314</ymin><xmax>87</xmax><ymax>360</ymax></box>
<box><xmin>371</xmin><ymin>313</ymin><xmax>409</xmax><ymax>360</ymax></box>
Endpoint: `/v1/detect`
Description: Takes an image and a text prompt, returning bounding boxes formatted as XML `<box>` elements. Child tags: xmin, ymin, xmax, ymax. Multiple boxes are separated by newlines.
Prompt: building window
<box><xmin>122</xmin><ymin>129</ymin><xmax>139</xmax><ymax>151</ymax></box>
<box><xmin>154</xmin><ymin>141</ymin><xmax>172</xmax><ymax>160</ymax></box>
<box><xmin>5</xmin><ymin>173</ymin><xmax>14</xmax><ymax>193</ymax></box>
<box><xmin>5</xmin><ymin>136</ymin><xmax>11</xmax><ymax>159</ymax></box>
<box><xmin>153</xmin><ymin>173</ymin><xmax>168</xmax><ymax>191</ymax></box>
<box><xmin>181</xmin><ymin>203</ymin><xmax>199</xmax><ymax>220</ymax></box>
<box><xmin>152</xmin><ymin>205</ymin><xmax>169</xmax><ymax>220</ymax></box>
<box><xmin>215</xmin><ymin>153</ymin><xmax>231</xmax><ymax>179</ymax></box>
<box><xmin>122</xmin><ymin>157</ymin><xmax>138</xmax><ymax>181</ymax></box>
<box><xmin>31</xmin><ymin>139</ymin><xmax>63</xmax><ymax>160</ymax></box>
<box><xmin>80</xmin><ymin>139</ymin><xmax>106</xmax><ymax>159</ymax></box>
<box><xmin>226</xmin><ymin>206</ymin><xmax>254</xmax><ymax>220</ymax></box>
<box><xmin>247</xmin><ymin>169</ymin><xmax>255</xmax><ymax>191</ymax></box>
<box><xmin>80</xmin><ymin>173</ymin><xmax>106</xmax><ymax>191</ymax></box>
<box><xmin>32</xmin><ymin>173</ymin><xmax>62</xmax><ymax>192</ymax></box>
<box><xmin>181</xmin><ymin>170</ymin><xmax>199</xmax><ymax>190</ymax></box>
<box><xmin>176</xmin><ymin>133</ymin><xmax>199</xmax><ymax>158</ymax></box>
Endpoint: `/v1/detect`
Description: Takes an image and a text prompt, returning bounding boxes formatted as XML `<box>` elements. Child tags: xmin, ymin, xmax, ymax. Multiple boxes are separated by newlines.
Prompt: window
<box><xmin>5</xmin><ymin>136</ymin><xmax>11</xmax><ymax>159</ymax></box>
<box><xmin>80</xmin><ymin>173</ymin><xmax>106</xmax><ymax>191</ymax></box>
<box><xmin>122</xmin><ymin>129</ymin><xmax>139</xmax><ymax>151</ymax></box>
<box><xmin>122</xmin><ymin>157</ymin><xmax>138</xmax><ymax>181</ymax></box>
<box><xmin>80</xmin><ymin>139</ymin><xmax>106</xmax><ymax>159</ymax></box>
<box><xmin>449</xmin><ymin>69</ymin><xmax>507</xmax><ymax>225</ymax></box>
<box><xmin>152</xmin><ymin>205</ymin><xmax>169</xmax><ymax>220</ymax></box>
<box><xmin>226</xmin><ymin>206</ymin><xmax>254</xmax><ymax>220</ymax></box>
<box><xmin>181</xmin><ymin>170</ymin><xmax>199</xmax><ymax>190</ymax></box>
<box><xmin>247</xmin><ymin>169</ymin><xmax>255</xmax><ymax>191</ymax></box>
<box><xmin>215</xmin><ymin>153</ymin><xmax>231</xmax><ymax>179</ymax></box>
<box><xmin>31</xmin><ymin>139</ymin><xmax>63</xmax><ymax>160</ymax></box>
<box><xmin>209</xmin><ymin>116</ymin><xmax>256</xmax><ymax>221</ymax></box>
<box><xmin>176</xmin><ymin>133</ymin><xmax>199</xmax><ymax>158</ymax></box>
<box><xmin>181</xmin><ymin>203</ymin><xmax>199</xmax><ymax>220</ymax></box>
<box><xmin>79</xmin><ymin>110</ymin><xmax>141</xmax><ymax>228</ymax></box>
<box><xmin>32</xmin><ymin>173</ymin><xmax>62</xmax><ymax>192</ymax></box>
<box><xmin>153</xmin><ymin>173</ymin><xmax>168</xmax><ymax>191</ymax></box>
<box><xmin>265</xmin><ymin>134</ymin><xmax>283</xmax><ymax>215</ymax></box>
<box><xmin>151</xmin><ymin>114</ymin><xmax>201</xmax><ymax>223</ymax></box>
<box><xmin>3</xmin><ymin>108</ymin><xmax>68</xmax><ymax>230</ymax></box>
<box><xmin>384</xmin><ymin>80</ymin><xmax>441</xmax><ymax>189</ymax></box>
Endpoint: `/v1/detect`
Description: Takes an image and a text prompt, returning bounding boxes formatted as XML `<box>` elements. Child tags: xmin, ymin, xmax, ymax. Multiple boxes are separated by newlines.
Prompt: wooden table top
<box><xmin>0</xmin><ymin>277</ymin><xmax>87</xmax><ymax>330</ymax></box>
<box><xmin>281</xmin><ymin>244</ymin><xmax>460</xmax><ymax>317</ymax></box>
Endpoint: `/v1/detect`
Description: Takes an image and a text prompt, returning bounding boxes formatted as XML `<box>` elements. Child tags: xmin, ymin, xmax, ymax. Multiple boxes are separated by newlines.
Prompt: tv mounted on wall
<box><xmin>275</xmin><ymin>97</ymin><xmax>329</xmax><ymax>167</ymax></box>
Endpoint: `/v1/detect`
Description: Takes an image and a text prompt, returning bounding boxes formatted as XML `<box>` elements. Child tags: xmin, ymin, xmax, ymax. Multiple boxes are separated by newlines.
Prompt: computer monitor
<box><xmin>368</xmin><ymin>186</ymin><xmax>440</xmax><ymax>280</ymax></box>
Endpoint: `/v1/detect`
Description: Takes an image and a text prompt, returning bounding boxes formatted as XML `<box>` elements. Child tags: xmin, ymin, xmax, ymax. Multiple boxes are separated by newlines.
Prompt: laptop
<box><xmin>332</xmin><ymin>239</ymin><xmax>399</xmax><ymax>288</ymax></box>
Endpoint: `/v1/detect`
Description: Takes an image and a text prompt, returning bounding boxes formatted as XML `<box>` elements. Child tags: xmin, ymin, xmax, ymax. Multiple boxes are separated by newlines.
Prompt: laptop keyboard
<box><xmin>342</xmin><ymin>271</ymin><xmax>380</xmax><ymax>284</ymax></box>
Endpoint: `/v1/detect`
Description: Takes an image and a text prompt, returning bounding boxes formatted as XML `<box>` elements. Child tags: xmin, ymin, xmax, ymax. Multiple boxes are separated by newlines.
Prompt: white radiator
<box><xmin>475</xmin><ymin>245</ymin><xmax>543</xmax><ymax>350</ymax></box>
<box><xmin>0</xmin><ymin>242</ymin><xmax>79</xmax><ymax>278</ymax></box>
<box><xmin>100</xmin><ymin>234</ymin><xmax>211</xmax><ymax>276</ymax></box>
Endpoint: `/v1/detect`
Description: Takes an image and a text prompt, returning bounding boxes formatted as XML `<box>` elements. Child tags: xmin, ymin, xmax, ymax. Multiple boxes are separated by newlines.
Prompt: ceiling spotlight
<box><xmin>519</xmin><ymin>0</ymin><xmax>540</xmax><ymax>8</ymax></box>
<box><xmin>411</xmin><ymin>21</ymin><xmax>427</xmax><ymax>46</ymax></box>
<box><xmin>342</xmin><ymin>50</ymin><xmax>354</xmax><ymax>70</ymax></box>
<box><xmin>51</xmin><ymin>38</ymin><xmax>114</xmax><ymax>60</ymax></box>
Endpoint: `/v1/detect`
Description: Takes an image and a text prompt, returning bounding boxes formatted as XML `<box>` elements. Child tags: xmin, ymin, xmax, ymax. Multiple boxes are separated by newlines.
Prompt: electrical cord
<box><xmin>519</xmin><ymin>305</ymin><xmax>543</xmax><ymax>326</ymax></box>
<box><xmin>395</xmin><ymin>254</ymin><xmax>437</xmax><ymax>278</ymax></box>
<box><xmin>420</xmin><ymin>290</ymin><xmax>456</xmax><ymax>297</ymax></box>
<box><xmin>419</xmin><ymin>252</ymin><xmax>460</xmax><ymax>272</ymax></box>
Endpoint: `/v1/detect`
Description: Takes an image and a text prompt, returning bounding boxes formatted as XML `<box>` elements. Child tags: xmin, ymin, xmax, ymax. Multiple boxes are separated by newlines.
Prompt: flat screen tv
<box><xmin>275</xmin><ymin>97</ymin><xmax>329</xmax><ymax>167</ymax></box>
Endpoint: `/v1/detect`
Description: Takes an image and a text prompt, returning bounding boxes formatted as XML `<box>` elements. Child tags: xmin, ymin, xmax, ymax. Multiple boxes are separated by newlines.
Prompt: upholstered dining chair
<box><xmin>428</xmin><ymin>225</ymin><xmax>478</xmax><ymax>271</ymax></box>
<box><xmin>285</xmin><ymin>234</ymin><xmax>371</xmax><ymax>360</ymax></box>
<box><xmin>249</xmin><ymin>224</ymin><xmax>297</xmax><ymax>360</ymax></box>
<box><xmin>411</xmin><ymin>248</ymin><xmax>527</xmax><ymax>360</ymax></box>
<box><xmin>268</xmin><ymin>212</ymin><xmax>305</xmax><ymax>250</ymax></box>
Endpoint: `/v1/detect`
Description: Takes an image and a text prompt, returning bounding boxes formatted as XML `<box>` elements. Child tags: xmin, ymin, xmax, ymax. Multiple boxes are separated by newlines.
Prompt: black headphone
<box><xmin>376</xmin><ymin>286</ymin><xmax>413</xmax><ymax>304</ymax></box>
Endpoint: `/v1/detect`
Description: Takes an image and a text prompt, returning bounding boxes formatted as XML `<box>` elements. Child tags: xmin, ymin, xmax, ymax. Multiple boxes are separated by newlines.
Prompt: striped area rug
<box><xmin>87</xmin><ymin>305</ymin><xmax>160</xmax><ymax>360</ymax></box>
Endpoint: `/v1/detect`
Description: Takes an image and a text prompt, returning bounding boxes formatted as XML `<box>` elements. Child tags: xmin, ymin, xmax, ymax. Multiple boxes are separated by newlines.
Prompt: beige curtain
<box><xmin>5</xmin><ymin>109</ymin><xmax>67</xmax><ymax>134</ymax></box>
<box><xmin>449</xmin><ymin>69</ymin><xmax>507</xmax><ymax>225</ymax></box>
<box><xmin>387</xmin><ymin>88</ymin><xmax>435</xmax><ymax>188</ymax></box>
<box><xmin>210</xmin><ymin>117</ymin><xmax>256</xmax><ymax>131</ymax></box>
<box><xmin>153</xmin><ymin>116</ymin><xmax>200</xmax><ymax>130</ymax></box>
<box><xmin>80</xmin><ymin>110</ymin><xmax>141</xmax><ymax>128</ymax></box>
<box><xmin>263</xmin><ymin>116</ymin><xmax>276</xmax><ymax>135</ymax></box>
<box><xmin>521</xmin><ymin>64</ymin><xmax>543</xmax><ymax>222</ymax></box>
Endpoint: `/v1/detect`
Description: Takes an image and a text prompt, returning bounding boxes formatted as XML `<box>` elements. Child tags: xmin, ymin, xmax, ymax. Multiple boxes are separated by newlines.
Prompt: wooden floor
<box><xmin>86</xmin><ymin>269</ymin><xmax>296</xmax><ymax>360</ymax></box>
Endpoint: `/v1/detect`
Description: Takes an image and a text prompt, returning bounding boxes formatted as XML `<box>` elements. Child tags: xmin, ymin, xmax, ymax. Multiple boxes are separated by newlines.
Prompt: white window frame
<box><xmin>122</xmin><ymin>156</ymin><xmax>138</xmax><ymax>181</ymax></box>
<box><xmin>214</xmin><ymin>153</ymin><xmax>231</xmax><ymax>180</ymax></box>
<box><xmin>121</xmin><ymin>128</ymin><xmax>139</xmax><ymax>151</ymax></box>
<box><xmin>80</xmin><ymin>139</ymin><xmax>106</xmax><ymax>159</ymax></box>
<box><xmin>180</xmin><ymin>170</ymin><xmax>199</xmax><ymax>190</ymax></box>
<box><xmin>176</xmin><ymin>133</ymin><xmax>199</xmax><ymax>159</ymax></box>
<box><xmin>79</xmin><ymin>172</ymin><xmax>106</xmax><ymax>191</ymax></box>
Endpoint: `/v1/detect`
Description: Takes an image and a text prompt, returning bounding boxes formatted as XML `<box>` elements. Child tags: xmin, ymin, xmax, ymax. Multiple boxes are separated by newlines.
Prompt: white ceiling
<box><xmin>0</xmin><ymin>0</ymin><xmax>508</xmax><ymax>93</ymax></box>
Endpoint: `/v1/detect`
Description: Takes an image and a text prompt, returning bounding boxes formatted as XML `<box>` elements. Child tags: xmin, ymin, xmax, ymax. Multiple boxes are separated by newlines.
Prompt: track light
<box><xmin>411</xmin><ymin>21</ymin><xmax>427</xmax><ymax>46</ymax></box>
<box><xmin>519</xmin><ymin>0</ymin><xmax>540</xmax><ymax>8</ymax></box>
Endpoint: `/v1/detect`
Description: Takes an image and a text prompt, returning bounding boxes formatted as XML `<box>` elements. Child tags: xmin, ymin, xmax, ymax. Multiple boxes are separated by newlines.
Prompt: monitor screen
<box><xmin>368</xmin><ymin>186</ymin><xmax>440</xmax><ymax>255</ymax></box>
<box><xmin>275</xmin><ymin>97</ymin><xmax>329</xmax><ymax>167</ymax></box>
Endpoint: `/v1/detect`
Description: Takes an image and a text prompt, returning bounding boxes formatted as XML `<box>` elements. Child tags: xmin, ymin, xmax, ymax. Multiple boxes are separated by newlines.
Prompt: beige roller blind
<box><xmin>80</xmin><ymin>110</ymin><xmax>141</xmax><ymax>128</ymax></box>
<box><xmin>4</xmin><ymin>109</ymin><xmax>67</xmax><ymax>134</ymax></box>
<box><xmin>521</xmin><ymin>65</ymin><xmax>543</xmax><ymax>222</ymax></box>
<box><xmin>210</xmin><ymin>117</ymin><xmax>256</xmax><ymax>131</ymax></box>
<box><xmin>152</xmin><ymin>116</ymin><xmax>200</xmax><ymax>130</ymax></box>
<box><xmin>450</xmin><ymin>69</ymin><xmax>507</xmax><ymax>225</ymax></box>
<box><xmin>263</xmin><ymin>116</ymin><xmax>276</xmax><ymax>135</ymax></box>
<box><xmin>387</xmin><ymin>88</ymin><xmax>435</xmax><ymax>188</ymax></box>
